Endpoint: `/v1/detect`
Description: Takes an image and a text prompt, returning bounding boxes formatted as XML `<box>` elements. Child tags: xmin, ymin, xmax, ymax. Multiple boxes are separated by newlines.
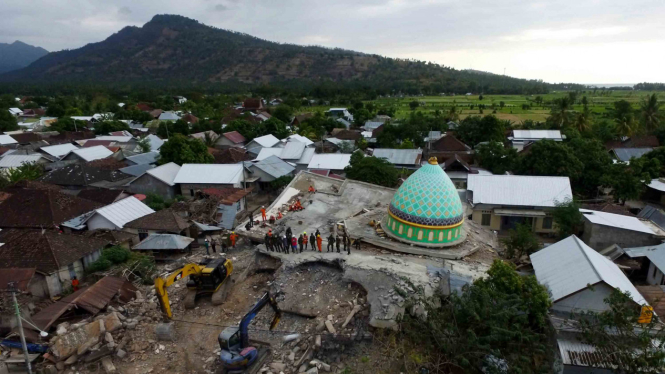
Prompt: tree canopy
<box><xmin>344</xmin><ymin>152</ymin><xmax>399</xmax><ymax>187</ymax></box>
<box><xmin>158</xmin><ymin>133</ymin><xmax>213</xmax><ymax>165</ymax></box>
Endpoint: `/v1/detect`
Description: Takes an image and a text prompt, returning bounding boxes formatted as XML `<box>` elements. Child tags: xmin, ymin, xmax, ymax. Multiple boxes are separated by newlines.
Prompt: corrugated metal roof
<box><xmin>296</xmin><ymin>148</ymin><xmax>316</xmax><ymax>165</ymax></box>
<box><xmin>558</xmin><ymin>338</ymin><xmax>615</xmax><ymax>368</ymax></box>
<box><xmin>284</xmin><ymin>134</ymin><xmax>313</xmax><ymax>146</ymax></box>
<box><xmin>307</xmin><ymin>154</ymin><xmax>352</xmax><ymax>170</ymax></box>
<box><xmin>512</xmin><ymin>130</ymin><xmax>563</xmax><ymax>140</ymax></box>
<box><xmin>580</xmin><ymin>209</ymin><xmax>654</xmax><ymax>234</ymax></box>
<box><xmin>193</xmin><ymin>221</ymin><xmax>223</xmax><ymax>231</ymax></box>
<box><xmin>126</xmin><ymin>151</ymin><xmax>159</xmax><ymax>165</ymax></box>
<box><xmin>174</xmin><ymin>163</ymin><xmax>243</xmax><ymax>184</ymax></box>
<box><xmin>94</xmin><ymin>135</ymin><xmax>133</xmax><ymax>142</ymax></box>
<box><xmin>0</xmin><ymin>135</ymin><xmax>18</xmax><ymax>145</ymax></box>
<box><xmin>280</xmin><ymin>141</ymin><xmax>306</xmax><ymax>160</ymax></box>
<box><xmin>0</xmin><ymin>154</ymin><xmax>43</xmax><ymax>168</ymax></box>
<box><xmin>0</xmin><ymin>268</ymin><xmax>35</xmax><ymax>291</ymax></box>
<box><xmin>146</xmin><ymin>134</ymin><xmax>165</xmax><ymax>151</ymax></box>
<box><xmin>324</xmin><ymin>137</ymin><xmax>355</xmax><ymax>147</ymax></box>
<box><xmin>40</xmin><ymin>143</ymin><xmax>79</xmax><ymax>158</ymax></box>
<box><xmin>363</xmin><ymin>121</ymin><xmax>383</xmax><ymax>130</ymax></box>
<box><xmin>372</xmin><ymin>148</ymin><xmax>422</xmax><ymax>165</ymax></box>
<box><xmin>467</xmin><ymin>175</ymin><xmax>572</xmax><ymax>207</ymax></box>
<box><xmin>158</xmin><ymin>111</ymin><xmax>180</xmax><ymax>121</ymax></box>
<box><xmin>120</xmin><ymin>163</ymin><xmax>155</xmax><ymax>177</ymax></box>
<box><xmin>638</xmin><ymin>205</ymin><xmax>665</xmax><ymax>231</ymax></box>
<box><xmin>644</xmin><ymin>244</ymin><xmax>665</xmax><ymax>273</ymax></box>
<box><xmin>648</xmin><ymin>179</ymin><xmax>665</xmax><ymax>192</ymax></box>
<box><xmin>251</xmin><ymin>155</ymin><xmax>295</xmax><ymax>179</ymax></box>
<box><xmin>70</xmin><ymin>146</ymin><xmax>113</xmax><ymax>162</ymax></box>
<box><xmin>530</xmin><ymin>235</ymin><xmax>646</xmax><ymax>305</ymax></box>
<box><xmin>133</xmin><ymin>234</ymin><xmax>194</xmax><ymax>250</ymax></box>
<box><xmin>250</xmin><ymin>134</ymin><xmax>280</xmax><ymax>148</ymax></box>
<box><xmin>92</xmin><ymin>196</ymin><xmax>155</xmax><ymax>228</ymax></box>
<box><xmin>255</xmin><ymin>147</ymin><xmax>283</xmax><ymax>161</ymax></box>
<box><xmin>223</xmin><ymin>131</ymin><xmax>246</xmax><ymax>144</ymax></box>
<box><xmin>613</xmin><ymin>147</ymin><xmax>653</xmax><ymax>162</ymax></box>
<box><xmin>145</xmin><ymin>162</ymin><xmax>180</xmax><ymax>186</ymax></box>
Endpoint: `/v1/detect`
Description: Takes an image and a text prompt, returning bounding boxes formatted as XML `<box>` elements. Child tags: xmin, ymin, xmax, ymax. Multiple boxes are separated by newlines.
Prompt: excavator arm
<box><xmin>239</xmin><ymin>292</ymin><xmax>282</xmax><ymax>348</ymax></box>
<box><xmin>155</xmin><ymin>264</ymin><xmax>204</xmax><ymax>319</ymax></box>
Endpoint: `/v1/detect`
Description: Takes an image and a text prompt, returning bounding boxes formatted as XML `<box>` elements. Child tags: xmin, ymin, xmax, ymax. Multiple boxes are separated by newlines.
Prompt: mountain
<box><xmin>0</xmin><ymin>41</ymin><xmax>48</xmax><ymax>74</ymax></box>
<box><xmin>0</xmin><ymin>15</ymin><xmax>557</xmax><ymax>94</ymax></box>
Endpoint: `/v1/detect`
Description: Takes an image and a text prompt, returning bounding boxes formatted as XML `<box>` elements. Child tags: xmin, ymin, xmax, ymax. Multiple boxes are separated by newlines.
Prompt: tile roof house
<box><xmin>0</xmin><ymin>229</ymin><xmax>112</xmax><ymax>297</ymax></box>
<box><xmin>76</xmin><ymin>188</ymin><xmax>129</xmax><ymax>205</ymax></box>
<box><xmin>126</xmin><ymin>162</ymin><xmax>181</xmax><ymax>200</ymax></box>
<box><xmin>124</xmin><ymin>209</ymin><xmax>192</xmax><ymax>242</ymax></box>
<box><xmin>216</xmin><ymin>131</ymin><xmax>247</xmax><ymax>148</ymax></box>
<box><xmin>467</xmin><ymin>174</ymin><xmax>573</xmax><ymax>234</ymax></box>
<box><xmin>85</xmin><ymin>196</ymin><xmax>155</xmax><ymax>230</ymax></box>
<box><xmin>242</xmin><ymin>98</ymin><xmax>264</xmax><ymax>112</ymax></box>
<box><xmin>605</xmin><ymin>135</ymin><xmax>660</xmax><ymax>150</ymax></box>
<box><xmin>202</xmin><ymin>187</ymin><xmax>252</xmax><ymax>229</ymax></box>
<box><xmin>181</xmin><ymin>113</ymin><xmax>199</xmax><ymax>124</ymax></box>
<box><xmin>428</xmin><ymin>132</ymin><xmax>473</xmax><ymax>163</ymax></box>
<box><xmin>0</xmin><ymin>189</ymin><xmax>101</xmax><ymax>229</ymax></box>
<box><xmin>291</xmin><ymin>113</ymin><xmax>314</xmax><ymax>126</ymax></box>
<box><xmin>209</xmin><ymin>147</ymin><xmax>253</xmax><ymax>164</ymax></box>
<box><xmin>9</xmin><ymin>132</ymin><xmax>42</xmax><ymax>145</ymax></box>
<box><xmin>132</xmin><ymin>234</ymin><xmax>195</xmax><ymax>255</ymax></box>
<box><xmin>531</xmin><ymin>235</ymin><xmax>647</xmax><ymax>313</ymax></box>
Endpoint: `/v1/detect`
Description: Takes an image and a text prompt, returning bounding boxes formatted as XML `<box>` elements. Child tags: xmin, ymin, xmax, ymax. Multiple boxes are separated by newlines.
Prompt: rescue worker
<box><xmin>269</xmin><ymin>215</ymin><xmax>276</xmax><ymax>224</ymax></box>
<box><xmin>249</xmin><ymin>211</ymin><xmax>254</xmax><ymax>227</ymax></box>
<box><xmin>336</xmin><ymin>236</ymin><xmax>341</xmax><ymax>253</ymax></box>
<box><xmin>302</xmin><ymin>233</ymin><xmax>308</xmax><ymax>252</ymax></box>
<box><xmin>327</xmin><ymin>234</ymin><xmax>335</xmax><ymax>252</ymax></box>
<box><xmin>71</xmin><ymin>276</ymin><xmax>79</xmax><ymax>292</ymax></box>
<box><xmin>277</xmin><ymin>211</ymin><xmax>283</xmax><ymax>219</ymax></box>
<box><xmin>298</xmin><ymin>234</ymin><xmax>304</xmax><ymax>253</ymax></box>
<box><xmin>343</xmin><ymin>233</ymin><xmax>348</xmax><ymax>253</ymax></box>
<box><xmin>264</xmin><ymin>233</ymin><xmax>272</xmax><ymax>251</ymax></box>
<box><xmin>308</xmin><ymin>185</ymin><xmax>315</xmax><ymax>193</ymax></box>
<box><xmin>283</xmin><ymin>235</ymin><xmax>289</xmax><ymax>254</ymax></box>
<box><xmin>261</xmin><ymin>206</ymin><xmax>267</xmax><ymax>222</ymax></box>
<box><xmin>291</xmin><ymin>236</ymin><xmax>298</xmax><ymax>253</ymax></box>
<box><xmin>316</xmin><ymin>234</ymin><xmax>323</xmax><ymax>252</ymax></box>
<box><xmin>211</xmin><ymin>239</ymin><xmax>217</xmax><ymax>253</ymax></box>
<box><xmin>204</xmin><ymin>238</ymin><xmax>210</xmax><ymax>255</ymax></box>
<box><xmin>286</xmin><ymin>227</ymin><xmax>292</xmax><ymax>239</ymax></box>
<box><xmin>354</xmin><ymin>238</ymin><xmax>361</xmax><ymax>251</ymax></box>
<box><xmin>230</xmin><ymin>232</ymin><xmax>238</xmax><ymax>248</ymax></box>
<box><xmin>347</xmin><ymin>237</ymin><xmax>353</xmax><ymax>255</ymax></box>
<box><xmin>309</xmin><ymin>232</ymin><xmax>316</xmax><ymax>251</ymax></box>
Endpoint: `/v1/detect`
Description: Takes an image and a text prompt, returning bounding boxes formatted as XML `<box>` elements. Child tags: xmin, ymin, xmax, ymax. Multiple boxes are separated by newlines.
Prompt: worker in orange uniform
<box><xmin>277</xmin><ymin>211</ymin><xmax>283</xmax><ymax>219</ymax></box>
<box><xmin>308</xmin><ymin>185</ymin><xmax>315</xmax><ymax>193</ymax></box>
<box><xmin>261</xmin><ymin>206</ymin><xmax>267</xmax><ymax>221</ymax></box>
<box><xmin>302</xmin><ymin>232</ymin><xmax>308</xmax><ymax>250</ymax></box>
<box><xmin>316</xmin><ymin>234</ymin><xmax>322</xmax><ymax>252</ymax></box>
<box><xmin>230</xmin><ymin>231</ymin><xmax>238</xmax><ymax>248</ymax></box>
<box><xmin>71</xmin><ymin>276</ymin><xmax>79</xmax><ymax>292</ymax></box>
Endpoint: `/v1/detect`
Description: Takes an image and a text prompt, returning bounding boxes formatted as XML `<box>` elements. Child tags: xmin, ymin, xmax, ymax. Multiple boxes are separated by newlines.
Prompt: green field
<box><xmin>296</xmin><ymin>90</ymin><xmax>665</xmax><ymax>125</ymax></box>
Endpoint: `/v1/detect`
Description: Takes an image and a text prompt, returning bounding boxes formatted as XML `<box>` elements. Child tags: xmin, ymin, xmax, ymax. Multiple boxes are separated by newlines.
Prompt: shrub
<box><xmin>86</xmin><ymin>258</ymin><xmax>112</xmax><ymax>273</ymax></box>
<box><xmin>102</xmin><ymin>246</ymin><xmax>130</xmax><ymax>264</ymax></box>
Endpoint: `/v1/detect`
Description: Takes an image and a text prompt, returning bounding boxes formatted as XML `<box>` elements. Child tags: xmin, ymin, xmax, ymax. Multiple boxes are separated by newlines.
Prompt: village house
<box><xmin>307</xmin><ymin>153</ymin><xmax>352</xmax><ymax>175</ymax></box>
<box><xmin>202</xmin><ymin>187</ymin><xmax>252</xmax><ymax>229</ymax></box>
<box><xmin>611</xmin><ymin>147</ymin><xmax>653</xmax><ymax>163</ymax></box>
<box><xmin>441</xmin><ymin>154</ymin><xmax>492</xmax><ymax>189</ymax></box>
<box><xmin>427</xmin><ymin>132</ymin><xmax>473</xmax><ymax>164</ymax></box>
<box><xmin>245</xmin><ymin>134</ymin><xmax>281</xmax><ymax>155</ymax></box>
<box><xmin>372</xmin><ymin>148</ymin><xmax>422</xmax><ymax>169</ymax></box>
<box><xmin>174</xmin><ymin>163</ymin><xmax>245</xmax><ymax>198</ymax></box>
<box><xmin>132</xmin><ymin>233</ymin><xmax>195</xmax><ymax>258</ymax></box>
<box><xmin>190</xmin><ymin>130</ymin><xmax>217</xmax><ymax>142</ymax></box>
<box><xmin>508</xmin><ymin>130</ymin><xmax>564</xmax><ymax>151</ymax></box>
<box><xmin>0</xmin><ymin>229</ymin><xmax>111</xmax><ymax>297</ymax></box>
<box><xmin>38</xmin><ymin>143</ymin><xmax>79</xmax><ymax>159</ymax></box>
<box><xmin>291</xmin><ymin>113</ymin><xmax>314</xmax><ymax>127</ymax></box>
<box><xmin>0</xmin><ymin>154</ymin><xmax>49</xmax><ymax>170</ymax></box>
<box><xmin>40</xmin><ymin>162</ymin><xmax>134</xmax><ymax>191</ymax></box>
<box><xmin>215</xmin><ymin>131</ymin><xmax>246</xmax><ymax>148</ymax></box>
<box><xmin>126</xmin><ymin>162</ymin><xmax>181</xmax><ymax>200</ymax></box>
<box><xmin>125</xmin><ymin>151</ymin><xmax>160</xmax><ymax>166</ymax></box>
<box><xmin>8</xmin><ymin>108</ymin><xmax>23</xmax><ymax>117</ymax></box>
<box><xmin>209</xmin><ymin>147</ymin><xmax>253</xmax><ymax>164</ymax></box>
<box><xmin>326</xmin><ymin>108</ymin><xmax>353</xmax><ymax>122</ymax></box>
<box><xmin>158</xmin><ymin>111</ymin><xmax>181</xmax><ymax>121</ymax></box>
<box><xmin>466</xmin><ymin>174</ymin><xmax>572</xmax><ymax>234</ymax></box>
<box><xmin>242</xmin><ymin>98</ymin><xmax>264</xmax><ymax>112</ymax></box>
<box><xmin>123</xmin><ymin>208</ymin><xmax>192</xmax><ymax>242</ymax></box>
<box><xmin>246</xmin><ymin>155</ymin><xmax>296</xmax><ymax>184</ymax></box>
<box><xmin>282</xmin><ymin>134</ymin><xmax>314</xmax><ymax>147</ymax></box>
<box><xmin>0</xmin><ymin>134</ymin><xmax>18</xmax><ymax>147</ymax></box>
<box><xmin>580</xmin><ymin>209</ymin><xmax>665</xmax><ymax>250</ymax></box>
<box><xmin>61</xmin><ymin>145</ymin><xmax>114</xmax><ymax>163</ymax></box>
<box><xmin>531</xmin><ymin>235</ymin><xmax>647</xmax><ymax>314</ymax></box>
<box><xmin>84</xmin><ymin>196</ymin><xmax>155</xmax><ymax>231</ymax></box>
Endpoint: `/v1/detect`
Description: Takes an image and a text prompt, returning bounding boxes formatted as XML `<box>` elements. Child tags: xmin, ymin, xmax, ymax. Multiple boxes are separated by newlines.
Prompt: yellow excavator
<box><xmin>155</xmin><ymin>257</ymin><xmax>234</xmax><ymax>318</ymax></box>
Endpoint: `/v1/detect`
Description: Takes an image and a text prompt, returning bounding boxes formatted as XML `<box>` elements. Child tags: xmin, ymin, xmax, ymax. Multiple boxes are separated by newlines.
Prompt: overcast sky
<box><xmin>1</xmin><ymin>0</ymin><xmax>664</xmax><ymax>84</ymax></box>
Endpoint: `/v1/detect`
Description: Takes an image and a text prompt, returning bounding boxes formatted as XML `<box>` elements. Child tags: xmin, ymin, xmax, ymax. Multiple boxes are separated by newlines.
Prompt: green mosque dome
<box><xmin>384</xmin><ymin>157</ymin><xmax>465</xmax><ymax>246</ymax></box>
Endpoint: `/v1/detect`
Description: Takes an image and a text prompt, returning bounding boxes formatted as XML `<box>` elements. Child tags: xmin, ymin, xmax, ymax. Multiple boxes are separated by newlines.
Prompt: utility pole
<box><xmin>9</xmin><ymin>281</ymin><xmax>32</xmax><ymax>374</ymax></box>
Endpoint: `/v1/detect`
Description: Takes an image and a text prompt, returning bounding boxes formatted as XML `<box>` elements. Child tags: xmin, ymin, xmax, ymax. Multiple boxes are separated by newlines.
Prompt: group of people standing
<box><xmin>264</xmin><ymin>227</ymin><xmax>360</xmax><ymax>255</ymax></box>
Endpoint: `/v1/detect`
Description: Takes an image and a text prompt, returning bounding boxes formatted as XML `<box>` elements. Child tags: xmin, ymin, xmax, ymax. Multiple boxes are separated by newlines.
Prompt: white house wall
<box><xmin>86</xmin><ymin>214</ymin><xmax>119</xmax><ymax>231</ymax></box>
<box><xmin>551</xmin><ymin>282</ymin><xmax>615</xmax><ymax>313</ymax></box>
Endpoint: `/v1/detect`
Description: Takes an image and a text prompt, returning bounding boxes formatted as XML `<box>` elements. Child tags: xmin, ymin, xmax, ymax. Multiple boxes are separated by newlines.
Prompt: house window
<box><xmin>138</xmin><ymin>229</ymin><xmax>148</xmax><ymax>241</ymax></box>
<box><xmin>542</xmin><ymin>217</ymin><xmax>553</xmax><ymax>230</ymax></box>
<box><xmin>190</xmin><ymin>189</ymin><xmax>195</xmax><ymax>197</ymax></box>
<box><xmin>481</xmin><ymin>213</ymin><xmax>491</xmax><ymax>226</ymax></box>
<box><xmin>237</xmin><ymin>201</ymin><xmax>242</xmax><ymax>211</ymax></box>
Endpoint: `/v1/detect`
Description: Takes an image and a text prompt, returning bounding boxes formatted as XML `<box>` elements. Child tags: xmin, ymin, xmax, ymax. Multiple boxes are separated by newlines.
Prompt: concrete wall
<box><xmin>551</xmin><ymin>282</ymin><xmax>615</xmax><ymax>313</ymax></box>
<box><xmin>127</xmin><ymin>174</ymin><xmax>177</xmax><ymax>200</ymax></box>
<box><xmin>647</xmin><ymin>261</ymin><xmax>665</xmax><ymax>285</ymax></box>
<box><xmin>43</xmin><ymin>249</ymin><xmax>102</xmax><ymax>297</ymax></box>
<box><xmin>581</xmin><ymin>220</ymin><xmax>661</xmax><ymax>250</ymax></box>
<box><xmin>471</xmin><ymin>206</ymin><xmax>556</xmax><ymax>234</ymax></box>
<box><xmin>87</xmin><ymin>214</ymin><xmax>119</xmax><ymax>231</ymax></box>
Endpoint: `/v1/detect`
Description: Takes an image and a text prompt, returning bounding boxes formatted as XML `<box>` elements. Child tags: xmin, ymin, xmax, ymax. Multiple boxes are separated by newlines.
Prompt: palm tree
<box><xmin>447</xmin><ymin>106</ymin><xmax>460</xmax><ymax>123</ymax></box>
<box><xmin>614</xmin><ymin>115</ymin><xmax>635</xmax><ymax>138</ymax></box>
<box><xmin>550</xmin><ymin>97</ymin><xmax>573</xmax><ymax>128</ymax></box>
<box><xmin>203</xmin><ymin>132</ymin><xmax>219</xmax><ymax>147</ymax></box>
<box><xmin>640</xmin><ymin>93</ymin><xmax>661</xmax><ymax>132</ymax></box>
<box><xmin>574</xmin><ymin>111</ymin><xmax>592</xmax><ymax>133</ymax></box>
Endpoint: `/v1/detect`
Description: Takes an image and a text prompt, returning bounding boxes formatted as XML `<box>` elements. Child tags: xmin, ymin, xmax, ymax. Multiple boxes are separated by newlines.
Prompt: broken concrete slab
<box><xmin>341</xmin><ymin>305</ymin><xmax>362</xmax><ymax>328</ymax></box>
<box><xmin>52</xmin><ymin>319</ymin><xmax>103</xmax><ymax>359</ymax></box>
<box><xmin>103</xmin><ymin>313</ymin><xmax>123</xmax><ymax>332</ymax></box>
<box><xmin>101</xmin><ymin>356</ymin><xmax>116</xmax><ymax>373</ymax></box>
<box><xmin>324</xmin><ymin>320</ymin><xmax>336</xmax><ymax>334</ymax></box>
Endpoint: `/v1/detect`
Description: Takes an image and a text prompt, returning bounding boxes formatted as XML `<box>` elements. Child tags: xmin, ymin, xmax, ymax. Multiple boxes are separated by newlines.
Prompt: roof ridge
<box><xmin>573</xmin><ymin>235</ymin><xmax>603</xmax><ymax>282</ymax></box>
<box><xmin>42</xmin><ymin>232</ymin><xmax>61</xmax><ymax>270</ymax></box>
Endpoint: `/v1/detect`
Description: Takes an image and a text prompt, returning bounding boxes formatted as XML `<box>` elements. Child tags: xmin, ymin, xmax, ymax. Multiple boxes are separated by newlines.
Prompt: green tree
<box><xmin>640</xmin><ymin>93</ymin><xmax>661</xmax><ymax>132</ymax></box>
<box><xmin>272</xmin><ymin>105</ymin><xmax>294</xmax><ymax>123</ymax></box>
<box><xmin>0</xmin><ymin>163</ymin><xmax>45</xmax><ymax>189</ymax></box>
<box><xmin>578</xmin><ymin>289</ymin><xmax>665</xmax><ymax>374</ymax></box>
<box><xmin>567</xmin><ymin>138</ymin><xmax>613</xmax><ymax>197</ymax></box>
<box><xmin>475</xmin><ymin>141</ymin><xmax>519</xmax><ymax>174</ymax></box>
<box><xmin>262</xmin><ymin>117</ymin><xmax>290</xmax><ymax>139</ymax></box>
<box><xmin>548</xmin><ymin>97</ymin><xmax>573</xmax><ymax>128</ymax></box>
<box><xmin>136</xmin><ymin>137</ymin><xmax>152</xmax><ymax>153</ymax></box>
<box><xmin>517</xmin><ymin>140</ymin><xmax>584</xmax><ymax>180</ymax></box>
<box><xmin>409</xmin><ymin>100</ymin><xmax>419</xmax><ymax>110</ymax></box>
<box><xmin>344</xmin><ymin>154</ymin><xmax>399</xmax><ymax>187</ymax></box>
<box><xmin>397</xmin><ymin>260</ymin><xmax>553</xmax><ymax>373</ymax></box>
<box><xmin>446</xmin><ymin>106</ymin><xmax>460</xmax><ymax>122</ymax></box>
<box><xmin>0</xmin><ymin>110</ymin><xmax>19</xmax><ymax>132</ymax></box>
<box><xmin>398</xmin><ymin>139</ymin><xmax>415</xmax><ymax>149</ymax></box>
<box><xmin>551</xmin><ymin>199</ymin><xmax>583</xmax><ymax>239</ymax></box>
<box><xmin>158</xmin><ymin>134</ymin><xmax>213</xmax><ymax>165</ymax></box>
<box><xmin>93</xmin><ymin>120</ymin><xmax>130</xmax><ymax>135</ymax></box>
<box><xmin>499</xmin><ymin>101</ymin><xmax>505</xmax><ymax>108</ymax></box>
<box><xmin>602</xmin><ymin>157</ymin><xmax>661</xmax><ymax>204</ymax></box>
<box><xmin>502</xmin><ymin>223</ymin><xmax>541</xmax><ymax>260</ymax></box>
<box><xmin>49</xmin><ymin>117</ymin><xmax>82</xmax><ymax>133</ymax></box>
<box><xmin>455</xmin><ymin>115</ymin><xmax>507</xmax><ymax>146</ymax></box>
<box><xmin>613</xmin><ymin>100</ymin><xmax>636</xmax><ymax>137</ymax></box>
<box><xmin>157</xmin><ymin>119</ymin><xmax>190</xmax><ymax>138</ymax></box>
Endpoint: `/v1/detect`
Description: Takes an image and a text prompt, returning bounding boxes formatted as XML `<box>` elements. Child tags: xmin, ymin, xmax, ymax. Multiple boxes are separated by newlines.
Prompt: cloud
<box><xmin>502</xmin><ymin>27</ymin><xmax>628</xmax><ymax>42</ymax></box>
<box><xmin>119</xmin><ymin>6</ymin><xmax>132</xmax><ymax>15</ymax></box>
<box><xmin>214</xmin><ymin>4</ymin><xmax>228</xmax><ymax>11</ymax></box>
